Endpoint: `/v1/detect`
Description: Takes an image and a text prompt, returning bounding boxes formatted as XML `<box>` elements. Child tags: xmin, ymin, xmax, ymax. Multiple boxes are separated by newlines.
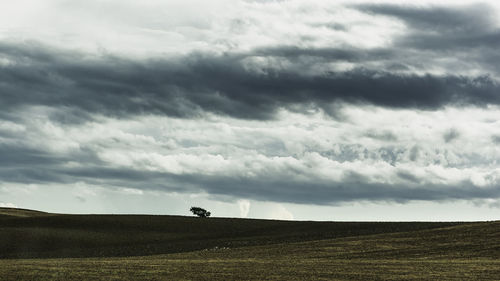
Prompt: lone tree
<box><xmin>190</xmin><ymin>207</ymin><xmax>211</xmax><ymax>218</ymax></box>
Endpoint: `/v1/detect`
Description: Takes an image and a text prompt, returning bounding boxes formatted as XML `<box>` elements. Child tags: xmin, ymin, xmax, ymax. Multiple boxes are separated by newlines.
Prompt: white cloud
<box><xmin>119</xmin><ymin>188</ymin><xmax>144</xmax><ymax>195</ymax></box>
<box><xmin>0</xmin><ymin>202</ymin><xmax>18</xmax><ymax>208</ymax></box>
<box><xmin>3</xmin><ymin>0</ymin><xmax>498</xmax><ymax>65</ymax></box>
<box><xmin>268</xmin><ymin>204</ymin><xmax>294</xmax><ymax>220</ymax></box>
<box><xmin>0</xmin><ymin>121</ymin><xmax>25</xmax><ymax>132</ymax></box>
<box><xmin>238</xmin><ymin>199</ymin><xmax>251</xmax><ymax>218</ymax></box>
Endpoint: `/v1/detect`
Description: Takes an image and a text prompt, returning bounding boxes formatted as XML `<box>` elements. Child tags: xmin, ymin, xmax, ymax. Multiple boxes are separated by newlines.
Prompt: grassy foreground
<box><xmin>1</xmin><ymin>208</ymin><xmax>499</xmax><ymax>280</ymax></box>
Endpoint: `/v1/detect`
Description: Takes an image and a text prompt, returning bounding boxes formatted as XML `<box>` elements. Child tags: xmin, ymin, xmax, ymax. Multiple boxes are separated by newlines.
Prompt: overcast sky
<box><xmin>1</xmin><ymin>0</ymin><xmax>500</xmax><ymax>220</ymax></box>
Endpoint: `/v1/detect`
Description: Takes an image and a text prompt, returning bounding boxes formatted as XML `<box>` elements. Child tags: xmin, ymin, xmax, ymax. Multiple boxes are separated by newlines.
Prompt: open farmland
<box><xmin>1</xmin><ymin>208</ymin><xmax>499</xmax><ymax>280</ymax></box>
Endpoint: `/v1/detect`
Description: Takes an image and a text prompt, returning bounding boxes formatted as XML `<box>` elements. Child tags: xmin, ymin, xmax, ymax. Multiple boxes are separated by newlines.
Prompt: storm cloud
<box><xmin>1</xmin><ymin>40</ymin><xmax>499</xmax><ymax>121</ymax></box>
<box><xmin>358</xmin><ymin>3</ymin><xmax>500</xmax><ymax>50</ymax></box>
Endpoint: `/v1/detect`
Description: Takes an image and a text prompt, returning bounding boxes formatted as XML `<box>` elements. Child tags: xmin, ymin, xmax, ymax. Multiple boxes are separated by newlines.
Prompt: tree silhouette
<box><xmin>190</xmin><ymin>207</ymin><xmax>211</xmax><ymax>218</ymax></box>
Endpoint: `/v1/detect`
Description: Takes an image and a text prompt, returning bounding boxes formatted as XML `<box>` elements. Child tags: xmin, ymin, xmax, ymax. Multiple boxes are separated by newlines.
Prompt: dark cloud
<box><xmin>492</xmin><ymin>135</ymin><xmax>500</xmax><ymax>144</ymax></box>
<box><xmin>253</xmin><ymin>45</ymin><xmax>397</xmax><ymax>63</ymax></box>
<box><xmin>47</xmin><ymin>107</ymin><xmax>97</xmax><ymax>125</ymax></box>
<box><xmin>409</xmin><ymin>145</ymin><xmax>420</xmax><ymax>162</ymax></box>
<box><xmin>357</xmin><ymin>3</ymin><xmax>500</xmax><ymax>51</ymax></box>
<box><xmin>321</xmin><ymin>22</ymin><xmax>347</xmax><ymax>31</ymax></box>
<box><xmin>0</xmin><ymin>143</ymin><xmax>66</xmax><ymax>167</ymax></box>
<box><xmin>1</xmin><ymin>42</ymin><xmax>499</xmax><ymax>122</ymax></box>
<box><xmin>364</xmin><ymin>130</ymin><xmax>398</xmax><ymax>142</ymax></box>
<box><xmin>443</xmin><ymin>128</ymin><xmax>460</xmax><ymax>143</ymax></box>
<box><xmin>358</xmin><ymin>4</ymin><xmax>492</xmax><ymax>32</ymax></box>
<box><xmin>396</xmin><ymin>171</ymin><xmax>421</xmax><ymax>184</ymax></box>
<box><xmin>2</xmin><ymin>151</ymin><xmax>499</xmax><ymax>205</ymax></box>
<box><xmin>140</xmin><ymin>175</ymin><xmax>500</xmax><ymax>205</ymax></box>
<box><xmin>0</xmin><ymin>140</ymin><xmax>103</xmax><ymax>184</ymax></box>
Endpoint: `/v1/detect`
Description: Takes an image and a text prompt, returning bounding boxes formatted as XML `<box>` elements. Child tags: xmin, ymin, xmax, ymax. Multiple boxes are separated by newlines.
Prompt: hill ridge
<box><xmin>0</xmin><ymin>209</ymin><xmax>480</xmax><ymax>259</ymax></box>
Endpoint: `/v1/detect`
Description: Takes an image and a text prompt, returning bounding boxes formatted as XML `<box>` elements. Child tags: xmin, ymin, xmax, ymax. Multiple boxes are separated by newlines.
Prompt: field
<box><xmin>1</xmin><ymin>207</ymin><xmax>499</xmax><ymax>280</ymax></box>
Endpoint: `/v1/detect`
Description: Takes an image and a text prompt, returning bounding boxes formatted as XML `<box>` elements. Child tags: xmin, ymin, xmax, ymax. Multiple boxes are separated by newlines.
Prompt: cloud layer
<box><xmin>1</xmin><ymin>105</ymin><xmax>499</xmax><ymax>205</ymax></box>
<box><xmin>1</xmin><ymin>40</ymin><xmax>499</xmax><ymax>121</ymax></box>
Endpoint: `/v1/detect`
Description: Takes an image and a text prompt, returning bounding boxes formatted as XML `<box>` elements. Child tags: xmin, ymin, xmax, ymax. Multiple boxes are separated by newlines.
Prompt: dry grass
<box><xmin>1</xmin><ymin>208</ymin><xmax>499</xmax><ymax>280</ymax></box>
<box><xmin>0</xmin><ymin>207</ymin><xmax>51</xmax><ymax>218</ymax></box>
<box><xmin>2</xmin><ymin>243</ymin><xmax>499</xmax><ymax>280</ymax></box>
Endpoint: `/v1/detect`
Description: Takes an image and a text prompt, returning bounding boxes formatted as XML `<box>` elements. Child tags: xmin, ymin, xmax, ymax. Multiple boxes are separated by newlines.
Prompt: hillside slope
<box><xmin>0</xmin><ymin>207</ymin><xmax>51</xmax><ymax>218</ymax></box>
<box><xmin>1</xmin><ymin>218</ymin><xmax>499</xmax><ymax>280</ymax></box>
<box><xmin>0</xmin><ymin>208</ymin><xmax>464</xmax><ymax>259</ymax></box>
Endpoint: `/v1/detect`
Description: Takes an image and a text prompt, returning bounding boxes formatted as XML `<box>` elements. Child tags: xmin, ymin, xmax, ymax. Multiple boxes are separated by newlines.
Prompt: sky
<box><xmin>1</xmin><ymin>0</ymin><xmax>500</xmax><ymax>221</ymax></box>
